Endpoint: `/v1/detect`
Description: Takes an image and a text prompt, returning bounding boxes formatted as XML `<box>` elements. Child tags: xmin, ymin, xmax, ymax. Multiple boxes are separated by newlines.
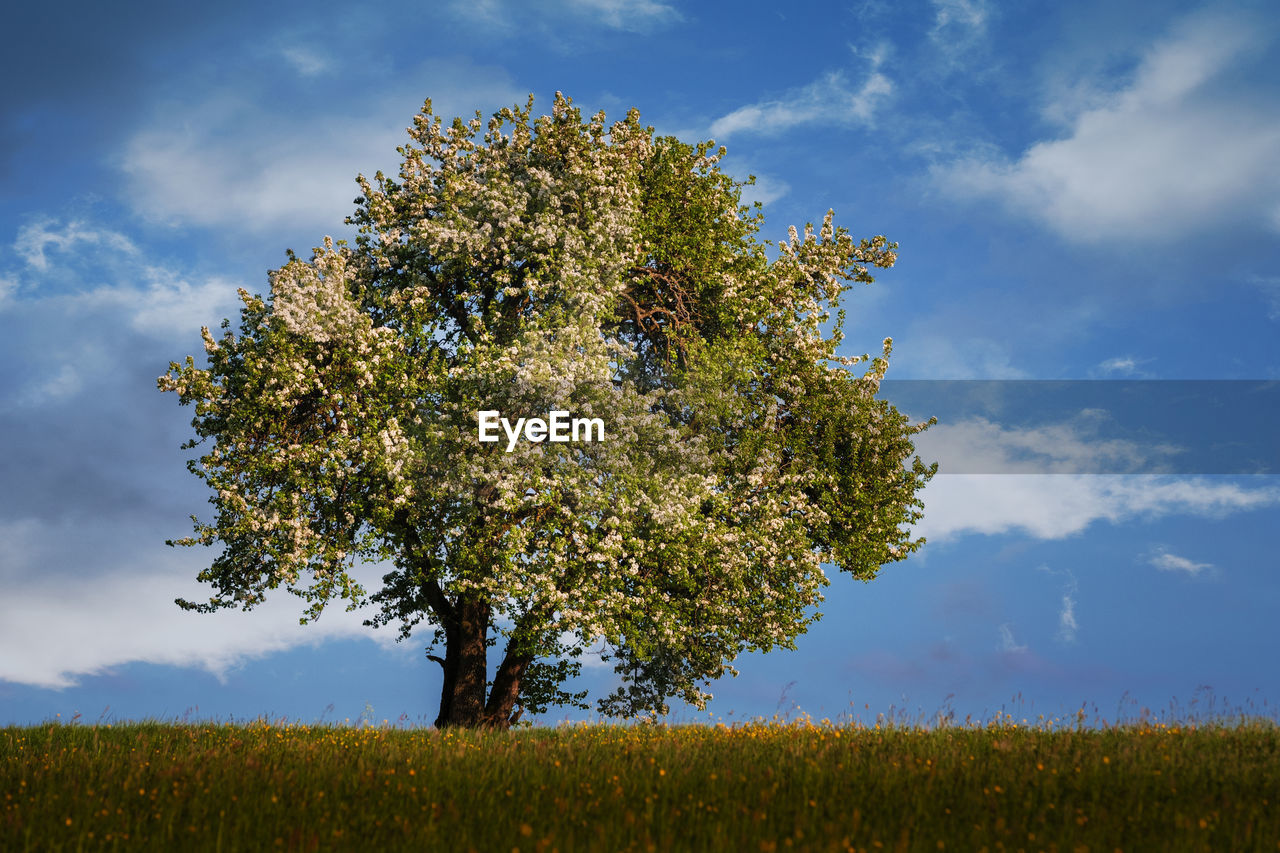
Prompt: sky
<box><xmin>2</xmin><ymin>0</ymin><xmax>1279</xmax><ymax>728</ymax></box>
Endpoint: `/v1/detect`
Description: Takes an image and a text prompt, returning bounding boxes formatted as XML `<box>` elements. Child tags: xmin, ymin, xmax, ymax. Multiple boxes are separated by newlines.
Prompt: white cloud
<box><xmin>1058</xmin><ymin>594</ymin><xmax>1078</xmax><ymax>643</ymax></box>
<box><xmin>120</xmin><ymin>93</ymin><xmax>402</xmax><ymax>234</ymax></box>
<box><xmin>0</xmin><ymin>216</ymin><xmax>421</xmax><ymax>690</ymax></box>
<box><xmin>1098</xmin><ymin>357</ymin><xmax>1136</xmax><ymax>375</ymax></box>
<box><xmin>998</xmin><ymin>623</ymin><xmax>1026</xmax><ymax>653</ymax></box>
<box><xmin>0</xmin><ymin>518</ymin><xmax>400</xmax><ymax>689</ymax></box>
<box><xmin>0</xmin><ymin>217</ymin><xmax>244</xmax><ymax>413</ymax></box>
<box><xmin>929</xmin><ymin>0</ymin><xmax>990</xmax><ymax>64</ymax></box>
<box><xmin>1037</xmin><ymin>565</ymin><xmax>1080</xmax><ymax>643</ymax></box>
<box><xmin>738</xmin><ymin>173</ymin><xmax>791</xmax><ymax>208</ymax></box>
<box><xmin>563</xmin><ymin>0</ymin><xmax>681</xmax><ymax>30</ymax></box>
<box><xmin>916</xmin><ymin>475</ymin><xmax>1280</xmax><ymax>542</ymax></box>
<box><xmin>1094</xmin><ymin>356</ymin><xmax>1154</xmax><ymax>378</ymax></box>
<box><xmin>40</xmin><ymin>273</ymin><xmax>240</xmax><ymax>340</ymax></box>
<box><xmin>889</xmin><ymin>335</ymin><xmax>1028</xmax><ymax>379</ymax></box>
<box><xmin>450</xmin><ymin>0</ymin><xmax>680</xmax><ymax>33</ymax></box>
<box><xmin>4</xmin><ymin>218</ymin><xmax>240</xmax><ymax>344</ymax></box>
<box><xmin>15</xmin><ymin>218</ymin><xmax>138</xmax><ymax>272</ymax></box>
<box><xmin>1148</xmin><ymin>547</ymin><xmax>1214</xmax><ymax>576</ymax></box>
<box><xmin>935</xmin><ymin>10</ymin><xmax>1280</xmax><ymax>243</ymax></box>
<box><xmin>280</xmin><ymin>46</ymin><xmax>330</xmax><ymax>77</ymax></box>
<box><xmin>17</xmin><ymin>364</ymin><xmax>82</xmax><ymax>408</ymax></box>
<box><xmin>709</xmin><ymin>61</ymin><xmax>893</xmax><ymax>140</ymax></box>
<box><xmin>119</xmin><ymin>61</ymin><xmax>522</xmax><ymax>234</ymax></box>
<box><xmin>931</xmin><ymin>0</ymin><xmax>986</xmax><ymax>37</ymax></box>
<box><xmin>449</xmin><ymin>0</ymin><xmax>507</xmax><ymax>29</ymax></box>
<box><xmin>912</xmin><ymin>414</ymin><xmax>1181</xmax><ymax>474</ymax></box>
<box><xmin>122</xmin><ymin>266</ymin><xmax>242</xmax><ymax>336</ymax></box>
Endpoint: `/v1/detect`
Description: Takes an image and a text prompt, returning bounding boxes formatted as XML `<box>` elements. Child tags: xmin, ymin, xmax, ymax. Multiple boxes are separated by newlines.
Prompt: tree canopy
<box><xmin>160</xmin><ymin>93</ymin><xmax>935</xmax><ymax>728</ymax></box>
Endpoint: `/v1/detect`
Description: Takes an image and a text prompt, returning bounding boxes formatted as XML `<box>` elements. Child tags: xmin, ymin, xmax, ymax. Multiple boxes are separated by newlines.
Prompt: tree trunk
<box><xmin>482</xmin><ymin>641</ymin><xmax>534</xmax><ymax>729</ymax></box>
<box><xmin>420</xmin><ymin>553</ymin><xmax>540</xmax><ymax>729</ymax></box>
<box><xmin>433</xmin><ymin>598</ymin><xmax>490</xmax><ymax>728</ymax></box>
<box><xmin>428</xmin><ymin>601</ymin><xmax>537</xmax><ymax>729</ymax></box>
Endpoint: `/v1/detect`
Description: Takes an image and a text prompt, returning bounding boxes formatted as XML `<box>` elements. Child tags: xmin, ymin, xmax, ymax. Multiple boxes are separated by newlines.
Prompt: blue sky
<box><xmin>2</xmin><ymin>0</ymin><xmax>1279</xmax><ymax>727</ymax></box>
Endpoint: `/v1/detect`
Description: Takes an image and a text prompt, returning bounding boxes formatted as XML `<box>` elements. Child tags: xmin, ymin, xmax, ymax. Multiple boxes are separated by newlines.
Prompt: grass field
<box><xmin>4</xmin><ymin>713</ymin><xmax>1278</xmax><ymax>851</ymax></box>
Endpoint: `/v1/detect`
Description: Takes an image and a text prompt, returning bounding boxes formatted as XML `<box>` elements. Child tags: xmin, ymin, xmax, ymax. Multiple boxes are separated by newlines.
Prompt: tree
<box><xmin>160</xmin><ymin>93</ymin><xmax>935</xmax><ymax>729</ymax></box>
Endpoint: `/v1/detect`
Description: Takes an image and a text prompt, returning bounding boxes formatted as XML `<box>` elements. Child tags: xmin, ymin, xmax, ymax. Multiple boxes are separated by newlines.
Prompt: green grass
<box><xmin>4</xmin><ymin>715</ymin><xmax>1279</xmax><ymax>851</ymax></box>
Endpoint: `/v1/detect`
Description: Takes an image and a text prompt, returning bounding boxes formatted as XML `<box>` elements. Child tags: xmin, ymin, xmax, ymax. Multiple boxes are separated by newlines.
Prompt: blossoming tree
<box><xmin>160</xmin><ymin>94</ymin><xmax>935</xmax><ymax>728</ymax></box>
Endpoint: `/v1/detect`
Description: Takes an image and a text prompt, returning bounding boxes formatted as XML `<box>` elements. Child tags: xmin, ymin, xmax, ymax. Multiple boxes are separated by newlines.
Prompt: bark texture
<box><xmin>429</xmin><ymin>595</ymin><xmax>531</xmax><ymax>729</ymax></box>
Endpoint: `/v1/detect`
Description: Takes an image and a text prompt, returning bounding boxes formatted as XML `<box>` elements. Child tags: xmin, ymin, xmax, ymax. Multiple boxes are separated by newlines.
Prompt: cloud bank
<box><xmin>119</xmin><ymin>61</ymin><xmax>522</xmax><ymax>235</ymax></box>
<box><xmin>935</xmin><ymin>9</ymin><xmax>1280</xmax><ymax>242</ymax></box>
<box><xmin>709</xmin><ymin>52</ymin><xmax>893</xmax><ymax>140</ymax></box>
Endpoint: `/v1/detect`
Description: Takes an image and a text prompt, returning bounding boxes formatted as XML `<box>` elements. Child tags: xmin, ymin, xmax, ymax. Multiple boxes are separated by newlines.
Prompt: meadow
<box><xmin>3</xmin><ymin>711</ymin><xmax>1278</xmax><ymax>851</ymax></box>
